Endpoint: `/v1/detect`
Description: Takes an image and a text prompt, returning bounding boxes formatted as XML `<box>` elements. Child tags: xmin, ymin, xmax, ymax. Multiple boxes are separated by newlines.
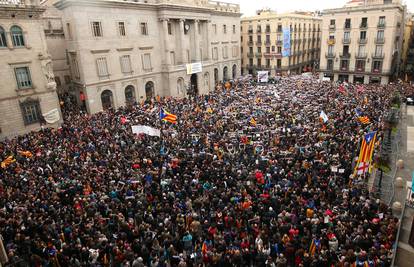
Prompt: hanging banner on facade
<box><xmin>186</xmin><ymin>62</ymin><xmax>202</xmax><ymax>75</ymax></box>
<box><xmin>42</xmin><ymin>108</ymin><xmax>60</xmax><ymax>124</ymax></box>
<box><xmin>282</xmin><ymin>27</ymin><xmax>291</xmax><ymax>57</ymax></box>
<box><xmin>257</xmin><ymin>71</ymin><xmax>269</xmax><ymax>83</ymax></box>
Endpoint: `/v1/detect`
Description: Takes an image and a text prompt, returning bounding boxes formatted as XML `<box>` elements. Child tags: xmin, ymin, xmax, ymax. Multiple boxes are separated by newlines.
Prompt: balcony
<box><xmin>355</xmin><ymin>66</ymin><xmax>365</xmax><ymax>72</ymax></box>
<box><xmin>355</xmin><ymin>52</ymin><xmax>367</xmax><ymax>59</ymax></box>
<box><xmin>342</xmin><ymin>38</ymin><xmax>351</xmax><ymax>44</ymax></box>
<box><xmin>375</xmin><ymin>38</ymin><xmax>385</xmax><ymax>44</ymax></box>
<box><xmin>344</xmin><ymin>24</ymin><xmax>351</xmax><ymax>30</ymax></box>
<box><xmin>340</xmin><ymin>65</ymin><xmax>349</xmax><ymax>71</ymax></box>
<box><xmin>247</xmin><ymin>41</ymin><xmax>253</xmax><ymax>46</ymax></box>
<box><xmin>257</xmin><ymin>28</ymin><xmax>262</xmax><ymax>33</ymax></box>
<box><xmin>377</xmin><ymin>22</ymin><xmax>386</xmax><ymax>29</ymax></box>
<box><xmin>358</xmin><ymin>38</ymin><xmax>367</xmax><ymax>44</ymax></box>
<box><xmin>372</xmin><ymin>53</ymin><xmax>384</xmax><ymax>59</ymax></box>
<box><xmin>257</xmin><ymin>65</ymin><xmax>263</xmax><ymax>69</ymax></box>
<box><xmin>255</xmin><ymin>41</ymin><xmax>262</xmax><ymax>46</ymax></box>
<box><xmin>264</xmin><ymin>52</ymin><xmax>282</xmax><ymax>58</ymax></box>
<box><xmin>246</xmin><ymin>64</ymin><xmax>254</xmax><ymax>69</ymax></box>
<box><xmin>339</xmin><ymin>53</ymin><xmax>351</xmax><ymax>58</ymax></box>
<box><xmin>372</xmin><ymin>68</ymin><xmax>382</xmax><ymax>73</ymax></box>
<box><xmin>264</xmin><ymin>40</ymin><xmax>271</xmax><ymax>46</ymax></box>
<box><xmin>265</xmin><ymin>28</ymin><xmax>271</xmax><ymax>33</ymax></box>
<box><xmin>264</xmin><ymin>65</ymin><xmax>271</xmax><ymax>70</ymax></box>
<box><xmin>327</xmin><ymin>38</ymin><xmax>335</xmax><ymax>45</ymax></box>
<box><xmin>255</xmin><ymin>52</ymin><xmax>262</xmax><ymax>58</ymax></box>
<box><xmin>360</xmin><ymin>23</ymin><xmax>368</xmax><ymax>29</ymax></box>
<box><xmin>276</xmin><ymin>40</ymin><xmax>282</xmax><ymax>45</ymax></box>
<box><xmin>248</xmin><ymin>29</ymin><xmax>253</xmax><ymax>34</ymax></box>
<box><xmin>329</xmin><ymin>24</ymin><xmax>336</xmax><ymax>30</ymax></box>
<box><xmin>247</xmin><ymin>52</ymin><xmax>254</xmax><ymax>58</ymax></box>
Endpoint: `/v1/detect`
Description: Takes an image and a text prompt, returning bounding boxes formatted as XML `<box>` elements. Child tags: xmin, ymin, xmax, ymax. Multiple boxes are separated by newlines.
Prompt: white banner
<box><xmin>131</xmin><ymin>125</ymin><xmax>161</xmax><ymax>137</ymax></box>
<box><xmin>257</xmin><ymin>71</ymin><xmax>269</xmax><ymax>83</ymax></box>
<box><xmin>42</xmin><ymin>108</ymin><xmax>60</xmax><ymax>124</ymax></box>
<box><xmin>186</xmin><ymin>62</ymin><xmax>202</xmax><ymax>75</ymax></box>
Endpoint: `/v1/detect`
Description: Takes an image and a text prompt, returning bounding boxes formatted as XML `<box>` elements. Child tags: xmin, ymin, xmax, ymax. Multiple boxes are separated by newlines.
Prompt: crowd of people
<box><xmin>0</xmin><ymin>76</ymin><xmax>412</xmax><ymax>267</ymax></box>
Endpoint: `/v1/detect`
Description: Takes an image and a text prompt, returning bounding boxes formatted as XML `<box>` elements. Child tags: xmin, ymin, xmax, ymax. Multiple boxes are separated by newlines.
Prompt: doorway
<box><xmin>190</xmin><ymin>73</ymin><xmax>198</xmax><ymax>95</ymax></box>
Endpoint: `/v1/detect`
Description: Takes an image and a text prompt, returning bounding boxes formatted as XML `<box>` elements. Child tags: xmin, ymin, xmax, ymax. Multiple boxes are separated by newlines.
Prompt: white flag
<box><xmin>131</xmin><ymin>125</ymin><xmax>161</xmax><ymax>137</ymax></box>
<box><xmin>42</xmin><ymin>108</ymin><xmax>60</xmax><ymax>124</ymax></box>
<box><xmin>319</xmin><ymin>110</ymin><xmax>329</xmax><ymax>123</ymax></box>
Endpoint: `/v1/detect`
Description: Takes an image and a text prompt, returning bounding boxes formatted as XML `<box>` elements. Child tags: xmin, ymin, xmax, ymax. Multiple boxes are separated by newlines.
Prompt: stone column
<box><xmin>161</xmin><ymin>18</ymin><xmax>171</xmax><ymax>66</ymax></box>
<box><xmin>194</xmin><ymin>20</ymin><xmax>200</xmax><ymax>61</ymax></box>
<box><xmin>6</xmin><ymin>32</ymin><xmax>13</xmax><ymax>50</ymax></box>
<box><xmin>179</xmin><ymin>19</ymin><xmax>186</xmax><ymax>64</ymax></box>
<box><xmin>206</xmin><ymin>20</ymin><xmax>212</xmax><ymax>60</ymax></box>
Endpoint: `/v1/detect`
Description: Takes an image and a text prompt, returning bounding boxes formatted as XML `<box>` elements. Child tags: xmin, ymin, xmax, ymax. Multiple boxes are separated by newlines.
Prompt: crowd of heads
<box><xmin>1</xmin><ymin>76</ymin><xmax>413</xmax><ymax>267</ymax></box>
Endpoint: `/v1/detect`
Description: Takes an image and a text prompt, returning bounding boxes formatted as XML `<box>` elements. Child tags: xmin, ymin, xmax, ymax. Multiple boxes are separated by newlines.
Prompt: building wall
<box><xmin>319</xmin><ymin>2</ymin><xmax>406</xmax><ymax>84</ymax></box>
<box><xmin>55</xmin><ymin>0</ymin><xmax>241</xmax><ymax>114</ymax></box>
<box><xmin>241</xmin><ymin>11</ymin><xmax>322</xmax><ymax>76</ymax></box>
<box><xmin>0</xmin><ymin>2</ymin><xmax>61</xmax><ymax>139</ymax></box>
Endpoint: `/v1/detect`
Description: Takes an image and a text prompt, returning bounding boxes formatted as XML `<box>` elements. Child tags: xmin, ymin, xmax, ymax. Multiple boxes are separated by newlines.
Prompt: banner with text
<box><xmin>186</xmin><ymin>62</ymin><xmax>202</xmax><ymax>75</ymax></box>
<box><xmin>282</xmin><ymin>28</ymin><xmax>291</xmax><ymax>57</ymax></box>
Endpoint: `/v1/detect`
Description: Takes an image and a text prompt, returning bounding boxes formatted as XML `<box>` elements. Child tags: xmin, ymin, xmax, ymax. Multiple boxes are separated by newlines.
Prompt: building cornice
<box><xmin>0</xmin><ymin>6</ymin><xmax>45</xmax><ymax>19</ymax></box>
<box><xmin>322</xmin><ymin>3</ymin><xmax>405</xmax><ymax>15</ymax></box>
<box><xmin>54</xmin><ymin>0</ymin><xmax>241</xmax><ymax>17</ymax></box>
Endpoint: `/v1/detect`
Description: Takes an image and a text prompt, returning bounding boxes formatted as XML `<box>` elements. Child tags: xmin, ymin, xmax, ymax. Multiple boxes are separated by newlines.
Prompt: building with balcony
<box><xmin>53</xmin><ymin>0</ymin><xmax>241</xmax><ymax>114</ymax></box>
<box><xmin>319</xmin><ymin>0</ymin><xmax>406</xmax><ymax>84</ymax></box>
<box><xmin>241</xmin><ymin>9</ymin><xmax>322</xmax><ymax>76</ymax></box>
<box><xmin>402</xmin><ymin>13</ymin><xmax>413</xmax><ymax>81</ymax></box>
<box><xmin>0</xmin><ymin>0</ymin><xmax>62</xmax><ymax>139</ymax></box>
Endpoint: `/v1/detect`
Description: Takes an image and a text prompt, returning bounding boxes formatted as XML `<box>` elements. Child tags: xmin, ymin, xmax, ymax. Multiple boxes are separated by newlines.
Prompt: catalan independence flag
<box><xmin>355</xmin><ymin>108</ymin><xmax>370</xmax><ymax>124</ymax></box>
<box><xmin>309</xmin><ymin>238</ymin><xmax>321</xmax><ymax>257</ymax></box>
<box><xmin>160</xmin><ymin>109</ymin><xmax>177</xmax><ymax>124</ymax></box>
<box><xmin>354</xmin><ymin>131</ymin><xmax>377</xmax><ymax>174</ymax></box>
<box><xmin>250</xmin><ymin>117</ymin><xmax>257</xmax><ymax>126</ymax></box>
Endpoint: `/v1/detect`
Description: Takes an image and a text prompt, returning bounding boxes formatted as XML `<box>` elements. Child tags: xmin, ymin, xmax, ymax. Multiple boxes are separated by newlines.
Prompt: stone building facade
<box><xmin>0</xmin><ymin>0</ymin><xmax>61</xmax><ymax>139</ymax></box>
<box><xmin>241</xmin><ymin>10</ymin><xmax>322</xmax><ymax>76</ymax></box>
<box><xmin>319</xmin><ymin>0</ymin><xmax>406</xmax><ymax>84</ymax></box>
<box><xmin>54</xmin><ymin>0</ymin><xmax>241</xmax><ymax>114</ymax></box>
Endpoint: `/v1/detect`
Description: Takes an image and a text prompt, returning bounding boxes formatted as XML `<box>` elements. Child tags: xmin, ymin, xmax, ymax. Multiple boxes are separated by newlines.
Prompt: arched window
<box><xmin>11</xmin><ymin>26</ymin><xmax>24</xmax><ymax>47</ymax></box>
<box><xmin>124</xmin><ymin>85</ymin><xmax>136</xmax><ymax>105</ymax></box>
<box><xmin>223</xmin><ymin>66</ymin><xmax>228</xmax><ymax>81</ymax></box>
<box><xmin>232</xmin><ymin>64</ymin><xmax>237</xmax><ymax>79</ymax></box>
<box><xmin>177</xmin><ymin>78</ymin><xmax>184</xmax><ymax>95</ymax></box>
<box><xmin>0</xmin><ymin>26</ymin><xmax>7</xmax><ymax>47</ymax></box>
<box><xmin>145</xmin><ymin>81</ymin><xmax>154</xmax><ymax>100</ymax></box>
<box><xmin>101</xmin><ymin>90</ymin><xmax>114</xmax><ymax>110</ymax></box>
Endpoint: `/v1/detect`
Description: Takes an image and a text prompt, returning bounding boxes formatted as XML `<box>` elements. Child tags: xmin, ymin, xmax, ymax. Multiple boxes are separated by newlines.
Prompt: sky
<box><xmin>224</xmin><ymin>0</ymin><xmax>414</xmax><ymax>17</ymax></box>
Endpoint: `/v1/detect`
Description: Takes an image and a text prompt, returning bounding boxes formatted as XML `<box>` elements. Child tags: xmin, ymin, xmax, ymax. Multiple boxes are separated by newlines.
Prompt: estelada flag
<box><xmin>250</xmin><ymin>117</ymin><xmax>257</xmax><ymax>126</ymax></box>
<box><xmin>160</xmin><ymin>109</ymin><xmax>177</xmax><ymax>124</ymax></box>
<box><xmin>356</xmin><ymin>131</ymin><xmax>377</xmax><ymax>164</ymax></box>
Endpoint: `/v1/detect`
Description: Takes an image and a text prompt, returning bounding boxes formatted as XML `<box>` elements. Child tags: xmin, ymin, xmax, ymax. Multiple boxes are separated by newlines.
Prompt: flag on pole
<box><xmin>355</xmin><ymin>108</ymin><xmax>370</xmax><ymax>124</ymax></box>
<box><xmin>250</xmin><ymin>117</ymin><xmax>257</xmax><ymax>126</ymax></box>
<box><xmin>160</xmin><ymin>109</ymin><xmax>177</xmax><ymax>124</ymax></box>
<box><xmin>354</xmin><ymin>131</ymin><xmax>377</xmax><ymax>176</ymax></box>
<box><xmin>319</xmin><ymin>110</ymin><xmax>329</xmax><ymax>123</ymax></box>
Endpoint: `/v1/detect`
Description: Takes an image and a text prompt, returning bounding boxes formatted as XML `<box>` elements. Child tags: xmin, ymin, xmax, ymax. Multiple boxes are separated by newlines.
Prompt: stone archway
<box><xmin>124</xmin><ymin>85</ymin><xmax>136</xmax><ymax>105</ymax></box>
<box><xmin>145</xmin><ymin>81</ymin><xmax>154</xmax><ymax>100</ymax></box>
<box><xmin>232</xmin><ymin>64</ymin><xmax>237</xmax><ymax>79</ymax></box>
<box><xmin>101</xmin><ymin>89</ymin><xmax>114</xmax><ymax>110</ymax></box>
<box><xmin>214</xmin><ymin>68</ymin><xmax>219</xmax><ymax>84</ymax></box>
<box><xmin>223</xmin><ymin>66</ymin><xmax>228</xmax><ymax>81</ymax></box>
<box><xmin>190</xmin><ymin>73</ymin><xmax>198</xmax><ymax>95</ymax></box>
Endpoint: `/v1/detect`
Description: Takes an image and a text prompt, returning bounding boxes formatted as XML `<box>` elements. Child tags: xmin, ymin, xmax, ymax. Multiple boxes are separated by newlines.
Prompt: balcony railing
<box><xmin>329</xmin><ymin>24</ymin><xmax>336</xmax><ymax>30</ymax></box>
<box><xmin>360</xmin><ymin>23</ymin><xmax>368</xmax><ymax>29</ymax></box>
<box><xmin>355</xmin><ymin>66</ymin><xmax>365</xmax><ymax>72</ymax></box>
<box><xmin>255</xmin><ymin>52</ymin><xmax>262</xmax><ymax>58</ymax></box>
<box><xmin>355</xmin><ymin>52</ymin><xmax>367</xmax><ymax>59</ymax></box>
<box><xmin>257</xmin><ymin>28</ymin><xmax>262</xmax><ymax>33</ymax></box>
<box><xmin>247</xmin><ymin>52</ymin><xmax>254</xmax><ymax>58</ymax></box>
<box><xmin>264</xmin><ymin>40</ymin><xmax>271</xmax><ymax>45</ymax></box>
<box><xmin>358</xmin><ymin>38</ymin><xmax>367</xmax><ymax>44</ymax></box>
<box><xmin>344</xmin><ymin>24</ymin><xmax>351</xmax><ymax>30</ymax></box>
<box><xmin>255</xmin><ymin>41</ymin><xmax>262</xmax><ymax>46</ymax></box>
<box><xmin>327</xmin><ymin>38</ymin><xmax>335</xmax><ymax>45</ymax></box>
<box><xmin>265</xmin><ymin>28</ymin><xmax>271</xmax><ymax>33</ymax></box>
<box><xmin>372</xmin><ymin>68</ymin><xmax>382</xmax><ymax>73</ymax></box>
<box><xmin>372</xmin><ymin>53</ymin><xmax>384</xmax><ymax>59</ymax></box>
<box><xmin>340</xmin><ymin>53</ymin><xmax>351</xmax><ymax>58</ymax></box>
<box><xmin>377</xmin><ymin>22</ymin><xmax>386</xmax><ymax>29</ymax></box>
<box><xmin>276</xmin><ymin>40</ymin><xmax>282</xmax><ymax>45</ymax></box>
<box><xmin>375</xmin><ymin>38</ymin><xmax>385</xmax><ymax>44</ymax></box>
<box><xmin>247</xmin><ymin>41</ymin><xmax>253</xmax><ymax>46</ymax></box>
<box><xmin>342</xmin><ymin>38</ymin><xmax>351</xmax><ymax>44</ymax></box>
<box><xmin>264</xmin><ymin>52</ymin><xmax>282</xmax><ymax>58</ymax></box>
<box><xmin>248</xmin><ymin>29</ymin><xmax>253</xmax><ymax>34</ymax></box>
<box><xmin>340</xmin><ymin>65</ymin><xmax>349</xmax><ymax>71</ymax></box>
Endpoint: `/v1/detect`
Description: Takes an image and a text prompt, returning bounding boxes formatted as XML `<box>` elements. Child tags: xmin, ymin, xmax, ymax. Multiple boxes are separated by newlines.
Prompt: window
<box><xmin>277</xmin><ymin>33</ymin><xmax>282</xmax><ymax>41</ymax></box>
<box><xmin>344</xmin><ymin>31</ymin><xmax>350</xmax><ymax>41</ymax></box>
<box><xmin>249</xmin><ymin>47</ymin><xmax>253</xmax><ymax>53</ymax></box>
<box><xmin>257</xmin><ymin>47</ymin><xmax>261</xmax><ymax>53</ymax></box>
<box><xmin>378</xmin><ymin>16</ymin><xmax>386</xmax><ymax>26</ymax></box>
<box><xmin>223</xmin><ymin>46</ymin><xmax>228</xmax><ymax>59</ymax></box>
<box><xmin>233</xmin><ymin>25</ymin><xmax>236</xmax><ymax>34</ymax></box>
<box><xmin>266</xmin><ymin>35</ymin><xmax>270</xmax><ymax>44</ymax></box>
<box><xmin>361</xmin><ymin>17</ymin><xmax>368</xmax><ymax>28</ymax></box>
<box><xmin>358</xmin><ymin>45</ymin><xmax>365</xmax><ymax>56</ymax></box>
<box><xmin>168</xmin><ymin>22</ymin><xmax>172</xmax><ymax>35</ymax></box>
<box><xmin>266</xmin><ymin>59</ymin><xmax>270</xmax><ymax>67</ymax></box>
<box><xmin>360</xmin><ymin>31</ymin><xmax>366</xmax><ymax>40</ymax></box>
<box><xmin>344</xmin><ymin>18</ymin><xmax>351</xmax><ymax>29</ymax></box>
<box><xmin>213</xmin><ymin>47</ymin><xmax>218</xmax><ymax>60</ymax></box>
<box><xmin>20</xmin><ymin>100</ymin><xmax>41</xmax><ymax>125</ymax></box>
<box><xmin>118</xmin><ymin>22</ymin><xmax>126</xmax><ymax>36</ymax></box>
<box><xmin>140</xmin><ymin>22</ymin><xmax>148</xmax><ymax>35</ymax></box>
<box><xmin>376</xmin><ymin>30</ymin><xmax>384</xmax><ymax>40</ymax></box>
<box><xmin>64</xmin><ymin>75</ymin><xmax>71</xmax><ymax>84</ymax></box>
<box><xmin>66</xmin><ymin>23</ymin><xmax>72</xmax><ymax>40</ymax></box>
<box><xmin>11</xmin><ymin>26</ymin><xmax>24</xmax><ymax>47</ymax></box>
<box><xmin>257</xmin><ymin>35</ymin><xmax>261</xmax><ymax>43</ymax></box>
<box><xmin>232</xmin><ymin>46</ymin><xmax>238</xmax><ymax>57</ymax></box>
<box><xmin>120</xmin><ymin>55</ymin><xmax>132</xmax><ymax>74</ymax></box>
<box><xmin>356</xmin><ymin>60</ymin><xmax>365</xmax><ymax>71</ymax></box>
<box><xmin>277</xmin><ymin>25</ymin><xmax>282</xmax><ymax>32</ymax></box>
<box><xmin>54</xmin><ymin>76</ymin><xmax>61</xmax><ymax>86</ymax></box>
<box><xmin>266</xmin><ymin>25</ymin><xmax>270</xmax><ymax>33</ymax></box>
<box><xmin>330</xmin><ymin>19</ymin><xmax>335</xmax><ymax>25</ymax></box>
<box><xmin>213</xmin><ymin>24</ymin><xmax>217</xmax><ymax>34</ymax></box>
<box><xmin>277</xmin><ymin>46</ymin><xmax>282</xmax><ymax>53</ymax></box>
<box><xmin>0</xmin><ymin>26</ymin><xmax>6</xmax><ymax>47</ymax></box>
<box><xmin>257</xmin><ymin>58</ymin><xmax>261</xmax><ymax>66</ymax></box>
<box><xmin>96</xmin><ymin>57</ymin><xmax>109</xmax><ymax>79</ymax></box>
<box><xmin>257</xmin><ymin>25</ymin><xmax>261</xmax><ymax>33</ymax></box>
<box><xmin>329</xmin><ymin>34</ymin><xmax>335</xmax><ymax>41</ymax></box>
<box><xmin>249</xmin><ymin>58</ymin><xmax>253</xmax><ymax>65</ymax></box>
<box><xmin>372</xmin><ymin>60</ymin><xmax>382</xmax><ymax>71</ymax></box>
<box><xmin>340</xmin><ymin>60</ymin><xmax>348</xmax><ymax>70</ymax></box>
<box><xmin>223</xmin><ymin>24</ymin><xmax>227</xmax><ymax>34</ymax></box>
<box><xmin>15</xmin><ymin>67</ymin><xmax>32</xmax><ymax>89</ymax></box>
<box><xmin>343</xmin><ymin>45</ymin><xmax>349</xmax><ymax>55</ymax></box>
<box><xmin>277</xmin><ymin>59</ymin><xmax>281</xmax><ymax>68</ymax></box>
<box><xmin>91</xmin><ymin>21</ymin><xmax>102</xmax><ymax>37</ymax></box>
<box><xmin>142</xmin><ymin>53</ymin><xmax>152</xmax><ymax>70</ymax></box>
<box><xmin>249</xmin><ymin>35</ymin><xmax>253</xmax><ymax>42</ymax></box>
<box><xmin>170</xmin><ymin>51</ymin><xmax>175</xmax><ymax>65</ymax></box>
<box><xmin>266</xmin><ymin>46</ymin><xmax>270</xmax><ymax>53</ymax></box>
<box><xmin>328</xmin><ymin>45</ymin><xmax>334</xmax><ymax>55</ymax></box>
<box><xmin>327</xmin><ymin>59</ymin><xmax>334</xmax><ymax>70</ymax></box>
<box><xmin>272</xmin><ymin>46</ymin><xmax>275</xmax><ymax>52</ymax></box>
<box><xmin>375</xmin><ymin>45</ymin><xmax>383</xmax><ymax>56</ymax></box>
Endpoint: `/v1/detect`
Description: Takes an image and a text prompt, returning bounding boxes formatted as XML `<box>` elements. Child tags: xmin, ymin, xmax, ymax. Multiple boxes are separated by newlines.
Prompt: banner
<box><xmin>186</xmin><ymin>62</ymin><xmax>202</xmax><ymax>75</ymax></box>
<box><xmin>42</xmin><ymin>108</ymin><xmax>60</xmax><ymax>124</ymax></box>
<box><xmin>282</xmin><ymin>28</ymin><xmax>291</xmax><ymax>57</ymax></box>
<box><xmin>257</xmin><ymin>71</ymin><xmax>269</xmax><ymax>83</ymax></box>
<box><xmin>131</xmin><ymin>125</ymin><xmax>161</xmax><ymax>137</ymax></box>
